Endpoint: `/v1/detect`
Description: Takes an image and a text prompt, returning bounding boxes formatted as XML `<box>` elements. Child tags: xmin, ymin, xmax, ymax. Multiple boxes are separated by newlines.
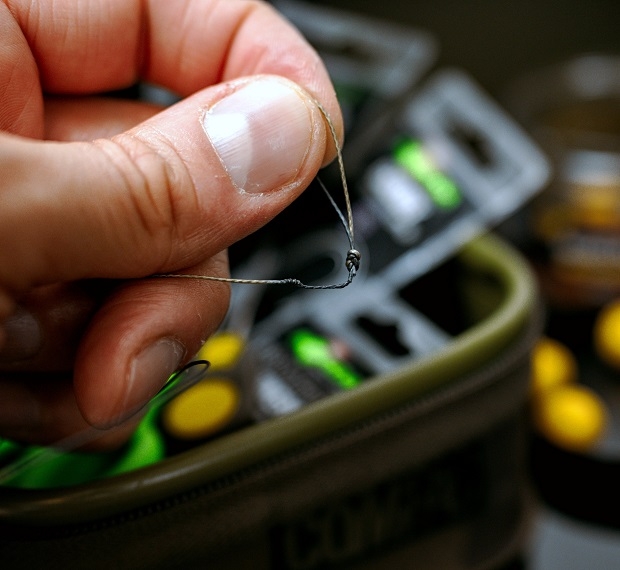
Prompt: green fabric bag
<box><xmin>0</xmin><ymin>234</ymin><xmax>542</xmax><ymax>570</ymax></box>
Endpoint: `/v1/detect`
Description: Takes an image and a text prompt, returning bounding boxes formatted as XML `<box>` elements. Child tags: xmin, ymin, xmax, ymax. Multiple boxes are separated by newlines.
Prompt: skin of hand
<box><xmin>0</xmin><ymin>0</ymin><xmax>343</xmax><ymax>447</ymax></box>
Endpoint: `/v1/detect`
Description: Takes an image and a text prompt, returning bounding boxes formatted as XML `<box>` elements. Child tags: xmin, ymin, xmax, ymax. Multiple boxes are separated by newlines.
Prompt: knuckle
<box><xmin>93</xmin><ymin>133</ymin><xmax>198</xmax><ymax>271</ymax></box>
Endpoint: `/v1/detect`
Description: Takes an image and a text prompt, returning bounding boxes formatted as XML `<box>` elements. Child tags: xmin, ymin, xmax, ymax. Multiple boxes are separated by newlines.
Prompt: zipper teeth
<box><xmin>27</xmin><ymin>312</ymin><xmax>540</xmax><ymax>540</ymax></box>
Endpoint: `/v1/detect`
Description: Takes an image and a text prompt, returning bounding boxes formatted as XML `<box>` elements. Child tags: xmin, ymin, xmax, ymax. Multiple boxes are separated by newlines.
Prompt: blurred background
<box><xmin>296</xmin><ymin>1</ymin><xmax>620</xmax><ymax>569</ymax></box>
<box><xmin>307</xmin><ymin>0</ymin><xmax>619</xmax><ymax>92</ymax></box>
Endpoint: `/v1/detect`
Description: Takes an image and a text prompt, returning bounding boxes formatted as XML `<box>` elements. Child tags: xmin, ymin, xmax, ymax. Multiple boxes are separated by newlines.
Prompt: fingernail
<box><xmin>111</xmin><ymin>338</ymin><xmax>185</xmax><ymax>427</ymax></box>
<box><xmin>0</xmin><ymin>308</ymin><xmax>42</xmax><ymax>363</ymax></box>
<box><xmin>203</xmin><ymin>76</ymin><xmax>314</xmax><ymax>194</ymax></box>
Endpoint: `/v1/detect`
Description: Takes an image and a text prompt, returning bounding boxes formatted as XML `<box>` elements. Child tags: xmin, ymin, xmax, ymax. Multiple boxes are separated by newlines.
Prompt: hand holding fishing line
<box><xmin>154</xmin><ymin>99</ymin><xmax>360</xmax><ymax>289</ymax></box>
<box><xmin>0</xmin><ymin>0</ymin><xmax>344</xmax><ymax>447</ymax></box>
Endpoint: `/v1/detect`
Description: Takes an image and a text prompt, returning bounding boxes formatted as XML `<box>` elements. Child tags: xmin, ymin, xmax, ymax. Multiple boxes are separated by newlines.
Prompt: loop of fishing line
<box><xmin>0</xmin><ymin>361</ymin><xmax>211</xmax><ymax>485</ymax></box>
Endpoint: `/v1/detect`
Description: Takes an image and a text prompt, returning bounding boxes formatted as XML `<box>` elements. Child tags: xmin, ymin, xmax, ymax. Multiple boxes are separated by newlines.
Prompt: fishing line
<box><xmin>153</xmin><ymin>100</ymin><xmax>360</xmax><ymax>289</ymax></box>
<box><xmin>0</xmin><ymin>103</ymin><xmax>357</xmax><ymax>484</ymax></box>
<box><xmin>0</xmin><ymin>360</ymin><xmax>211</xmax><ymax>485</ymax></box>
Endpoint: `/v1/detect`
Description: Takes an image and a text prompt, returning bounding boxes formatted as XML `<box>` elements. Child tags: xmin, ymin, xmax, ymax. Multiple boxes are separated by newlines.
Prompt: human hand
<box><xmin>0</xmin><ymin>0</ymin><xmax>342</xmax><ymax>447</ymax></box>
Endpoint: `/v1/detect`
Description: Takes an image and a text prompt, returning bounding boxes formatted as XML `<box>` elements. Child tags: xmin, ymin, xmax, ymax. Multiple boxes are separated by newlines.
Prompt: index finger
<box><xmin>6</xmin><ymin>0</ymin><xmax>342</xmax><ymax>155</ymax></box>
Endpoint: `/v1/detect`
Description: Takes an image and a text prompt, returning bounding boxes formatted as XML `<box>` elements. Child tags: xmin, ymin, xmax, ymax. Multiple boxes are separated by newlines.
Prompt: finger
<box><xmin>7</xmin><ymin>0</ymin><xmax>343</xmax><ymax>159</ymax></box>
<box><xmin>0</xmin><ymin>281</ymin><xmax>111</xmax><ymax>372</ymax></box>
<box><xmin>0</xmin><ymin>74</ymin><xmax>329</xmax><ymax>294</ymax></box>
<box><xmin>0</xmin><ymin>373</ymin><xmax>138</xmax><ymax>449</ymax></box>
<box><xmin>0</xmin><ymin>253</ymin><xmax>229</xmax><ymax>430</ymax></box>
<box><xmin>144</xmin><ymin>0</ymin><xmax>343</xmax><ymax>163</ymax></box>
<box><xmin>0</xmin><ymin>2</ymin><xmax>42</xmax><ymax>137</ymax></box>
<box><xmin>44</xmin><ymin>97</ymin><xmax>162</xmax><ymax>142</ymax></box>
<box><xmin>0</xmin><ymin>98</ymin><xmax>167</xmax><ymax>372</ymax></box>
<box><xmin>0</xmin><ymin>98</ymin><xmax>165</xmax><ymax>368</ymax></box>
<box><xmin>74</xmin><ymin>252</ymin><xmax>230</xmax><ymax>427</ymax></box>
<box><xmin>0</xmin><ymin>98</ymin><xmax>164</xmax><ymax>371</ymax></box>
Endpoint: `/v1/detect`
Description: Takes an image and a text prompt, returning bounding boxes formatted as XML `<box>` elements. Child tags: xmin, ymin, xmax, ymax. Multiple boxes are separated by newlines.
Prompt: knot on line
<box><xmin>345</xmin><ymin>249</ymin><xmax>361</xmax><ymax>272</ymax></box>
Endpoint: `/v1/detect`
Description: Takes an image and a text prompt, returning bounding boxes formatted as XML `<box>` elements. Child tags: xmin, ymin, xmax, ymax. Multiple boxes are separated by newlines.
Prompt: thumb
<box><xmin>0</xmin><ymin>75</ymin><xmax>334</xmax><ymax>293</ymax></box>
